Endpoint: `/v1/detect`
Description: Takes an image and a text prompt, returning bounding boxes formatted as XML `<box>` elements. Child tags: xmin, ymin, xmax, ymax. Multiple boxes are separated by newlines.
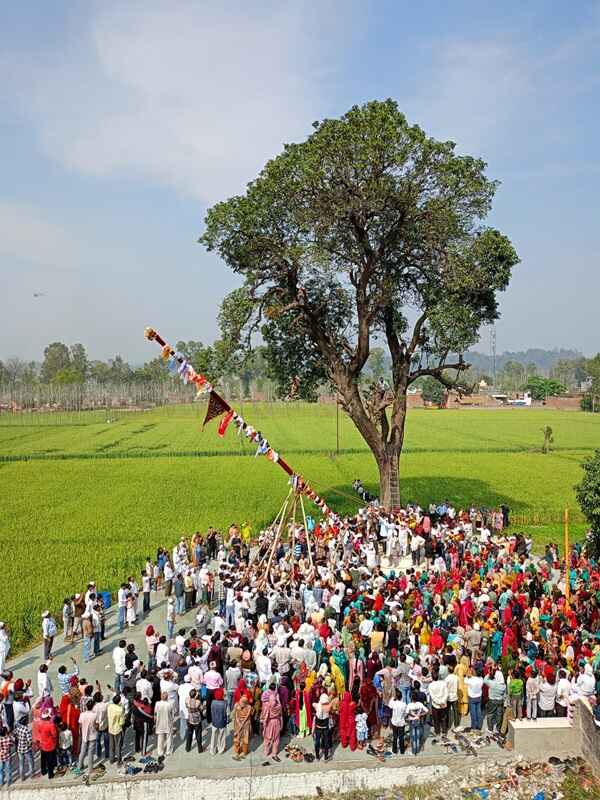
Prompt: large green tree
<box><xmin>200</xmin><ymin>100</ymin><xmax>519</xmax><ymax>507</ymax></box>
<box><xmin>69</xmin><ymin>343</ymin><xmax>89</xmax><ymax>381</ymax></box>
<box><xmin>524</xmin><ymin>376</ymin><xmax>566</xmax><ymax>401</ymax></box>
<box><xmin>41</xmin><ymin>341</ymin><xmax>71</xmax><ymax>383</ymax></box>
<box><xmin>575</xmin><ymin>450</ymin><xmax>600</xmax><ymax>557</ymax></box>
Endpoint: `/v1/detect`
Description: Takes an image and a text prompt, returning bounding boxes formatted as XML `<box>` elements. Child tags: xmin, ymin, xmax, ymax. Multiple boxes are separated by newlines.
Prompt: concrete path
<box><xmin>5</xmin><ymin>588</ymin><xmax>504</xmax><ymax>791</ymax></box>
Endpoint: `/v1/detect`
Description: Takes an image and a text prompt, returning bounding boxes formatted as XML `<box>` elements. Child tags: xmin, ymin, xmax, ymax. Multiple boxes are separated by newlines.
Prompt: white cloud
<box><xmin>9</xmin><ymin>1</ymin><xmax>343</xmax><ymax>204</ymax></box>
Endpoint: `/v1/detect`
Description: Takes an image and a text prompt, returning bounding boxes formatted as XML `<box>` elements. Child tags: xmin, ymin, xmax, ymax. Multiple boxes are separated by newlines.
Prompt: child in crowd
<box><xmin>526</xmin><ymin>669</ymin><xmax>540</xmax><ymax>721</ymax></box>
<box><xmin>355</xmin><ymin>706</ymin><xmax>368</xmax><ymax>749</ymax></box>
<box><xmin>57</xmin><ymin>721</ymin><xmax>73</xmax><ymax>765</ymax></box>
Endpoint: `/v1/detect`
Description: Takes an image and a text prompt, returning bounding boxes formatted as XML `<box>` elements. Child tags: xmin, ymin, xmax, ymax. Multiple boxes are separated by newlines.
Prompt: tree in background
<box><xmin>69</xmin><ymin>343</ymin><xmax>88</xmax><ymax>381</ymax></box>
<box><xmin>40</xmin><ymin>342</ymin><xmax>71</xmax><ymax>383</ymax></box>
<box><xmin>366</xmin><ymin>347</ymin><xmax>389</xmax><ymax>384</ymax></box>
<box><xmin>131</xmin><ymin>357</ymin><xmax>170</xmax><ymax>383</ymax></box>
<box><xmin>525</xmin><ymin>376</ymin><xmax>566</xmax><ymax>401</ymax></box>
<box><xmin>525</xmin><ymin>362</ymin><xmax>538</xmax><ymax>380</ymax></box>
<box><xmin>499</xmin><ymin>360</ymin><xmax>526</xmax><ymax>393</ymax></box>
<box><xmin>88</xmin><ymin>360</ymin><xmax>112</xmax><ymax>384</ymax></box>
<box><xmin>575</xmin><ymin>450</ymin><xmax>600</xmax><ymax>557</ymax></box>
<box><xmin>420</xmin><ymin>376</ymin><xmax>446</xmax><ymax>405</ymax></box>
<box><xmin>550</xmin><ymin>357</ymin><xmax>587</xmax><ymax>391</ymax></box>
<box><xmin>1</xmin><ymin>357</ymin><xmax>37</xmax><ymax>388</ymax></box>
<box><xmin>200</xmin><ymin>100</ymin><xmax>518</xmax><ymax>507</ymax></box>
<box><xmin>106</xmin><ymin>355</ymin><xmax>132</xmax><ymax>384</ymax></box>
<box><xmin>53</xmin><ymin>367</ymin><xmax>85</xmax><ymax>385</ymax></box>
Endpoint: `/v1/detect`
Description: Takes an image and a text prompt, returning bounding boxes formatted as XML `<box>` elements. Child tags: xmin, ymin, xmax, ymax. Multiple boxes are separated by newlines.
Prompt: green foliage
<box><xmin>41</xmin><ymin>341</ymin><xmax>71</xmax><ymax>382</ymax></box>
<box><xmin>581</xmin><ymin>392</ymin><xmax>600</xmax><ymax>413</ymax></box>
<box><xmin>366</xmin><ymin>348</ymin><xmax>389</xmax><ymax>382</ymax></box>
<box><xmin>199</xmin><ymin>99</ymin><xmax>518</xmax><ymax>496</ymax></box>
<box><xmin>421</xmin><ymin>376</ymin><xmax>445</xmax><ymax>405</ymax></box>
<box><xmin>88</xmin><ymin>360</ymin><xmax>112</xmax><ymax>384</ymax></box>
<box><xmin>550</xmin><ymin>357</ymin><xmax>587</xmax><ymax>391</ymax></box>
<box><xmin>498</xmin><ymin>360</ymin><xmax>527</xmax><ymax>392</ymax></box>
<box><xmin>585</xmin><ymin>353</ymin><xmax>600</xmax><ymax>395</ymax></box>
<box><xmin>69</xmin><ymin>343</ymin><xmax>88</xmax><ymax>381</ymax></box>
<box><xmin>106</xmin><ymin>355</ymin><xmax>132</xmax><ymax>383</ymax></box>
<box><xmin>575</xmin><ymin>449</ymin><xmax>600</xmax><ymax>557</ymax></box>
<box><xmin>131</xmin><ymin>357</ymin><xmax>171</xmax><ymax>384</ymax></box>
<box><xmin>525</xmin><ymin>376</ymin><xmax>566</xmax><ymax>400</ymax></box>
<box><xmin>53</xmin><ymin>367</ymin><xmax>85</xmax><ymax>385</ymax></box>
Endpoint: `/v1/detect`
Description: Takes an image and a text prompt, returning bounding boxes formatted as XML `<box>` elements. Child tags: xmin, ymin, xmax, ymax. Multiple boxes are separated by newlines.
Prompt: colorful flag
<box><xmin>217</xmin><ymin>409</ymin><xmax>235</xmax><ymax>437</ymax></box>
<box><xmin>203</xmin><ymin>391</ymin><xmax>230</xmax><ymax>429</ymax></box>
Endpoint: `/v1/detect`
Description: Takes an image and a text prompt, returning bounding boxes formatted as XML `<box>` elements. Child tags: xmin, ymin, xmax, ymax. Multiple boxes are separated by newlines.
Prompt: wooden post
<box><xmin>564</xmin><ymin>508</ymin><xmax>570</xmax><ymax>610</ymax></box>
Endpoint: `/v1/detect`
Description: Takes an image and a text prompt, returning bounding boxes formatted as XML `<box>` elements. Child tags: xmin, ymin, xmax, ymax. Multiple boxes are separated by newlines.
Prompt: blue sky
<box><xmin>1</xmin><ymin>1</ymin><xmax>599</xmax><ymax>362</ymax></box>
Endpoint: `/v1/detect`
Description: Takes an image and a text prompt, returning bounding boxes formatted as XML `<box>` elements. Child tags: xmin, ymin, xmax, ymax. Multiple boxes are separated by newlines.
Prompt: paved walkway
<box><xmin>5</xmin><ymin>589</ymin><xmax>503</xmax><ymax>790</ymax></box>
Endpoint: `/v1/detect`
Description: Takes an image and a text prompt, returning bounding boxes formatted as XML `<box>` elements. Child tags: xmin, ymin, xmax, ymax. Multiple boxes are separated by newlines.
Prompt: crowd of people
<box><xmin>0</xmin><ymin>501</ymin><xmax>599</xmax><ymax>786</ymax></box>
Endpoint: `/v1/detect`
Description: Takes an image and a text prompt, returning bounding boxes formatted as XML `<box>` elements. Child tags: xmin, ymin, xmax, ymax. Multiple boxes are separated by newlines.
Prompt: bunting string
<box><xmin>144</xmin><ymin>326</ymin><xmax>331</xmax><ymax>516</ymax></box>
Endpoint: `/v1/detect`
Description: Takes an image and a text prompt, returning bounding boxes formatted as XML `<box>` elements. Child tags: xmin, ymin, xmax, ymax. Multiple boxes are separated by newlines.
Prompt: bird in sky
<box><xmin>33</xmin><ymin>292</ymin><xmax>46</xmax><ymax>298</ymax></box>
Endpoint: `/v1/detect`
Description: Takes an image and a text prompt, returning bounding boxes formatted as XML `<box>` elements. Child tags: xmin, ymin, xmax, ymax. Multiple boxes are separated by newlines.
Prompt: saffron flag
<box><xmin>203</xmin><ymin>392</ymin><xmax>230</xmax><ymax>429</ymax></box>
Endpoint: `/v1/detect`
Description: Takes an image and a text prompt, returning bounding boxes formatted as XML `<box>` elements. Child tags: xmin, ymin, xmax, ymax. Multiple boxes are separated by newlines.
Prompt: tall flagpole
<box><xmin>564</xmin><ymin>508</ymin><xmax>570</xmax><ymax>610</ymax></box>
<box><xmin>144</xmin><ymin>326</ymin><xmax>331</xmax><ymax>515</ymax></box>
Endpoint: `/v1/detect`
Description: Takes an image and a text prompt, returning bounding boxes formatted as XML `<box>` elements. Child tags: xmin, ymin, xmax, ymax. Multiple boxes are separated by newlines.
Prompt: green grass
<box><xmin>1</xmin><ymin>404</ymin><xmax>598</xmax><ymax>649</ymax></box>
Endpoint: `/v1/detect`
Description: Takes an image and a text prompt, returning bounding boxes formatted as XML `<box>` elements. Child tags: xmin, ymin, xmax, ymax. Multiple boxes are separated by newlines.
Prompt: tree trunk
<box><xmin>338</xmin><ymin>373</ymin><xmax>407</xmax><ymax>511</ymax></box>
<box><xmin>378</xmin><ymin>449</ymin><xmax>401</xmax><ymax>510</ymax></box>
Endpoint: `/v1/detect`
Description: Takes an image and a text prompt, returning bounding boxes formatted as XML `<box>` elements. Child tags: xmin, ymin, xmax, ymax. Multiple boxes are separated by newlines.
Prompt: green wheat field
<box><xmin>1</xmin><ymin>403</ymin><xmax>598</xmax><ymax>649</ymax></box>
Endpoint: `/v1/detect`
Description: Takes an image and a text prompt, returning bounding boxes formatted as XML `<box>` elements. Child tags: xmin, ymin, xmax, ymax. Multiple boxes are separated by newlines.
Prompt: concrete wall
<box><xmin>542</xmin><ymin>395</ymin><xmax>584</xmax><ymax>410</ymax></box>
<box><xmin>9</xmin><ymin>762</ymin><xmax>450</xmax><ymax>800</ymax></box>
<box><xmin>573</xmin><ymin>698</ymin><xmax>600</xmax><ymax>776</ymax></box>
<box><xmin>508</xmin><ymin>717</ymin><xmax>581</xmax><ymax>760</ymax></box>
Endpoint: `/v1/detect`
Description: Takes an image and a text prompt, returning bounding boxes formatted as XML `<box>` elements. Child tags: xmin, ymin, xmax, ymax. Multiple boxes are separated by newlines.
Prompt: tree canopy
<box><xmin>200</xmin><ymin>99</ymin><xmax>519</xmax><ymax>506</ymax></box>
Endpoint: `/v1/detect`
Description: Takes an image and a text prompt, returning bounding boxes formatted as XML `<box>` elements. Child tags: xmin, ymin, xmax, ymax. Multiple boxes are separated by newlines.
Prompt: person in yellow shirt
<box><xmin>241</xmin><ymin>522</ymin><xmax>252</xmax><ymax>544</ymax></box>
<box><xmin>107</xmin><ymin>695</ymin><xmax>125</xmax><ymax>765</ymax></box>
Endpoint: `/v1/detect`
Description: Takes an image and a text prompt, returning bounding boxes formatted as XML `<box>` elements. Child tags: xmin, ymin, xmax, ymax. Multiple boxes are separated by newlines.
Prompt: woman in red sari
<box><xmin>59</xmin><ymin>688</ymin><xmax>81</xmax><ymax>756</ymax></box>
<box><xmin>339</xmin><ymin>691</ymin><xmax>357</xmax><ymax>750</ymax></box>
<box><xmin>359</xmin><ymin>676</ymin><xmax>379</xmax><ymax>738</ymax></box>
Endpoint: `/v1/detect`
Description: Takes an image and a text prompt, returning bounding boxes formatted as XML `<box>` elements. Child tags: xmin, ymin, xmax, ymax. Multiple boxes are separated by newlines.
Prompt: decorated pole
<box><xmin>564</xmin><ymin>507</ymin><xmax>570</xmax><ymax>610</ymax></box>
<box><xmin>144</xmin><ymin>326</ymin><xmax>331</xmax><ymax>515</ymax></box>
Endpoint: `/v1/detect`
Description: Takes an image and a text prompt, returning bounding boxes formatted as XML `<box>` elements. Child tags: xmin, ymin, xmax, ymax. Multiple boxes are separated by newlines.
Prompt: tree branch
<box><xmin>408</xmin><ymin>360</ymin><xmax>470</xmax><ymax>384</ymax></box>
<box><xmin>407</xmin><ymin>312</ymin><xmax>428</xmax><ymax>356</ymax></box>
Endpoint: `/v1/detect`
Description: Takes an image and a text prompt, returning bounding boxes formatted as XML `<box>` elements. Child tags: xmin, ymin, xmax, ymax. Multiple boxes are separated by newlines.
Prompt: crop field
<box><xmin>1</xmin><ymin>403</ymin><xmax>599</xmax><ymax>649</ymax></box>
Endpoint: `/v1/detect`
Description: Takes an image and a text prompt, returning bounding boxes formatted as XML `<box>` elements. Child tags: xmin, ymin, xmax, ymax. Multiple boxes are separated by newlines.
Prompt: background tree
<box><xmin>366</xmin><ymin>347</ymin><xmax>388</xmax><ymax>381</ymax></box>
<box><xmin>69</xmin><ymin>343</ymin><xmax>89</xmax><ymax>381</ymax></box>
<box><xmin>107</xmin><ymin>355</ymin><xmax>132</xmax><ymax>384</ymax></box>
<box><xmin>132</xmin><ymin>357</ymin><xmax>171</xmax><ymax>384</ymax></box>
<box><xmin>525</xmin><ymin>362</ymin><xmax>538</xmax><ymax>380</ymax></box>
<box><xmin>585</xmin><ymin>354</ymin><xmax>600</xmax><ymax>393</ymax></box>
<box><xmin>575</xmin><ymin>450</ymin><xmax>600</xmax><ymax>557</ymax></box>
<box><xmin>200</xmin><ymin>100</ymin><xmax>519</xmax><ymax>507</ymax></box>
<box><xmin>499</xmin><ymin>360</ymin><xmax>526</xmax><ymax>393</ymax></box>
<box><xmin>88</xmin><ymin>360</ymin><xmax>112</xmax><ymax>384</ymax></box>
<box><xmin>2</xmin><ymin>357</ymin><xmax>28</xmax><ymax>388</ymax></box>
<box><xmin>420</xmin><ymin>376</ymin><xmax>446</xmax><ymax>406</ymax></box>
<box><xmin>41</xmin><ymin>342</ymin><xmax>71</xmax><ymax>383</ymax></box>
<box><xmin>53</xmin><ymin>367</ymin><xmax>85</xmax><ymax>385</ymax></box>
<box><xmin>525</xmin><ymin>376</ymin><xmax>566</xmax><ymax>401</ymax></box>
